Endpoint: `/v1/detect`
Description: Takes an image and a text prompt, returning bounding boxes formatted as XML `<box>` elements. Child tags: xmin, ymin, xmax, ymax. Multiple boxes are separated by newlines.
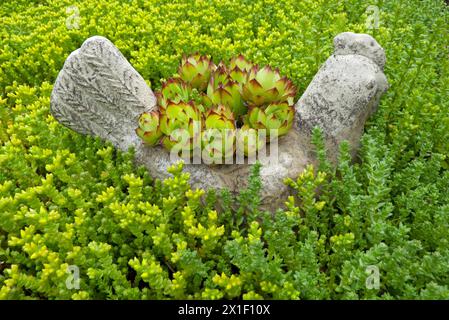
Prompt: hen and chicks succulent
<box><xmin>136</xmin><ymin>53</ymin><xmax>297</xmax><ymax>162</ymax></box>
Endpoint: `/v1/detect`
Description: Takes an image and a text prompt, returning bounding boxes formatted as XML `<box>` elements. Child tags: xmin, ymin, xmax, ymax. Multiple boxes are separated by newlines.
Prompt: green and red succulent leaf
<box><xmin>247</xmin><ymin>102</ymin><xmax>294</xmax><ymax>138</ymax></box>
<box><xmin>229</xmin><ymin>54</ymin><xmax>254</xmax><ymax>72</ymax></box>
<box><xmin>207</xmin><ymin>66</ymin><xmax>247</xmax><ymax>117</ymax></box>
<box><xmin>157</xmin><ymin>78</ymin><xmax>192</xmax><ymax>110</ymax></box>
<box><xmin>236</xmin><ymin>124</ymin><xmax>265</xmax><ymax>157</ymax></box>
<box><xmin>243</xmin><ymin>65</ymin><xmax>297</xmax><ymax>106</ymax></box>
<box><xmin>136</xmin><ymin>111</ymin><xmax>163</xmax><ymax>146</ymax></box>
<box><xmin>204</xmin><ymin>104</ymin><xmax>235</xmax><ymax>130</ymax></box>
<box><xmin>160</xmin><ymin>101</ymin><xmax>201</xmax><ymax>138</ymax></box>
<box><xmin>138</xmin><ymin>54</ymin><xmax>297</xmax><ymax>160</ymax></box>
<box><xmin>178</xmin><ymin>53</ymin><xmax>216</xmax><ymax>91</ymax></box>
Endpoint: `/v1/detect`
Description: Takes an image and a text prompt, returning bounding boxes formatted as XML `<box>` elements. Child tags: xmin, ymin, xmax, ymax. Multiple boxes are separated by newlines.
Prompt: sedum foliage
<box><xmin>1</xmin><ymin>0</ymin><xmax>449</xmax><ymax>299</ymax></box>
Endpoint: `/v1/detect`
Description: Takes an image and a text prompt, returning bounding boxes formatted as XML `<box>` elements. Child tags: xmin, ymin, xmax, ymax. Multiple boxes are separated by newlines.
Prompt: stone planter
<box><xmin>50</xmin><ymin>32</ymin><xmax>388</xmax><ymax>210</ymax></box>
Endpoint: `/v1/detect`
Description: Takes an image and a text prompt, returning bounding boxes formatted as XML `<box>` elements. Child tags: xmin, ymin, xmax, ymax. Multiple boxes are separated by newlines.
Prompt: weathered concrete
<box><xmin>295</xmin><ymin>32</ymin><xmax>389</xmax><ymax>163</ymax></box>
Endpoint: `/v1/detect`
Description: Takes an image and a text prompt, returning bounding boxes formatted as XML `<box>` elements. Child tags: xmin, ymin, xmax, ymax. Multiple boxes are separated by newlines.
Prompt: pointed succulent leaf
<box><xmin>229</xmin><ymin>66</ymin><xmax>247</xmax><ymax>85</ymax></box>
<box><xmin>161</xmin><ymin>78</ymin><xmax>191</xmax><ymax>101</ymax></box>
<box><xmin>225</xmin><ymin>82</ymin><xmax>247</xmax><ymax>117</ymax></box>
<box><xmin>248</xmin><ymin>102</ymin><xmax>294</xmax><ymax>138</ymax></box>
<box><xmin>242</xmin><ymin>65</ymin><xmax>297</xmax><ymax>106</ymax></box>
<box><xmin>136</xmin><ymin>111</ymin><xmax>163</xmax><ymax>146</ymax></box>
<box><xmin>204</xmin><ymin>104</ymin><xmax>235</xmax><ymax>130</ymax></box>
<box><xmin>236</xmin><ymin>124</ymin><xmax>265</xmax><ymax>157</ymax></box>
<box><xmin>136</xmin><ymin>127</ymin><xmax>163</xmax><ymax>146</ymax></box>
<box><xmin>160</xmin><ymin>101</ymin><xmax>200</xmax><ymax>136</ymax></box>
<box><xmin>161</xmin><ymin>128</ymin><xmax>193</xmax><ymax>155</ymax></box>
<box><xmin>178</xmin><ymin>53</ymin><xmax>216</xmax><ymax>91</ymax></box>
<box><xmin>229</xmin><ymin>54</ymin><xmax>254</xmax><ymax>72</ymax></box>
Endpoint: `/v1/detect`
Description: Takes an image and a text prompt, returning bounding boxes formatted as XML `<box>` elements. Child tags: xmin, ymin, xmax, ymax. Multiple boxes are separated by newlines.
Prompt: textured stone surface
<box><xmin>333</xmin><ymin>32</ymin><xmax>386</xmax><ymax>69</ymax></box>
<box><xmin>50</xmin><ymin>36</ymin><xmax>156</xmax><ymax>150</ymax></box>
<box><xmin>50</xmin><ymin>33</ymin><xmax>388</xmax><ymax>211</ymax></box>
<box><xmin>295</xmin><ymin>32</ymin><xmax>389</xmax><ymax>163</ymax></box>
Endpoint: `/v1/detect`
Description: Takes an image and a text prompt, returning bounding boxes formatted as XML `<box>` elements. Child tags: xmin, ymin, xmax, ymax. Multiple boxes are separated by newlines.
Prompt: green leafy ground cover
<box><xmin>0</xmin><ymin>0</ymin><xmax>448</xmax><ymax>299</ymax></box>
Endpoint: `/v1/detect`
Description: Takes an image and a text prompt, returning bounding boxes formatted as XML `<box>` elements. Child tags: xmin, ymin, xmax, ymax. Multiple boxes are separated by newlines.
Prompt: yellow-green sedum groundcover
<box><xmin>0</xmin><ymin>0</ymin><xmax>448</xmax><ymax>299</ymax></box>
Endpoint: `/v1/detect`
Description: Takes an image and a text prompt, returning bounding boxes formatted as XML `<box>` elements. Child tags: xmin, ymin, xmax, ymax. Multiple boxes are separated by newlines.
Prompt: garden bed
<box><xmin>1</xmin><ymin>0</ymin><xmax>449</xmax><ymax>300</ymax></box>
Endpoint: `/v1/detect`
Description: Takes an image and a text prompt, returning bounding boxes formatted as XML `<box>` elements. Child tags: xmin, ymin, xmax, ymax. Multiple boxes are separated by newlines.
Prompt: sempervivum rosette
<box><xmin>247</xmin><ymin>102</ymin><xmax>295</xmax><ymax>139</ymax></box>
<box><xmin>159</xmin><ymin>101</ymin><xmax>201</xmax><ymax>155</ymax></box>
<box><xmin>205</xmin><ymin>65</ymin><xmax>246</xmax><ymax>118</ymax></box>
<box><xmin>156</xmin><ymin>78</ymin><xmax>192</xmax><ymax>110</ymax></box>
<box><xmin>136</xmin><ymin>111</ymin><xmax>163</xmax><ymax>146</ymax></box>
<box><xmin>136</xmin><ymin>53</ymin><xmax>298</xmax><ymax>163</ymax></box>
<box><xmin>178</xmin><ymin>53</ymin><xmax>216</xmax><ymax>91</ymax></box>
<box><xmin>236</xmin><ymin>124</ymin><xmax>265</xmax><ymax>157</ymax></box>
<box><xmin>242</xmin><ymin>65</ymin><xmax>296</xmax><ymax>107</ymax></box>
<box><xmin>202</xmin><ymin>104</ymin><xmax>236</xmax><ymax>163</ymax></box>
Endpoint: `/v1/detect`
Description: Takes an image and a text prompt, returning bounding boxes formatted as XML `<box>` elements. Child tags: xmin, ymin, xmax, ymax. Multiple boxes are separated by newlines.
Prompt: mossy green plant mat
<box><xmin>1</xmin><ymin>0</ymin><xmax>449</xmax><ymax>299</ymax></box>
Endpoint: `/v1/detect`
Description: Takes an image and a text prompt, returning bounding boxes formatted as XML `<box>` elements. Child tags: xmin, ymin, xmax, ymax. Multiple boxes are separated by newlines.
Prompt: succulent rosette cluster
<box><xmin>136</xmin><ymin>53</ymin><xmax>297</xmax><ymax>162</ymax></box>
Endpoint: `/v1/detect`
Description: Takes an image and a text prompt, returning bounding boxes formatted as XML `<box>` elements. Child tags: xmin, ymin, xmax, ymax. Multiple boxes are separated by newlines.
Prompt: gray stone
<box><xmin>295</xmin><ymin>33</ymin><xmax>389</xmax><ymax>163</ymax></box>
<box><xmin>50</xmin><ymin>33</ymin><xmax>388</xmax><ymax>211</ymax></box>
<box><xmin>50</xmin><ymin>36</ymin><xmax>156</xmax><ymax>150</ymax></box>
<box><xmin>333</xmin><ymin>32</ymin><xmax>386</xmax><ymax>70</ymax></box>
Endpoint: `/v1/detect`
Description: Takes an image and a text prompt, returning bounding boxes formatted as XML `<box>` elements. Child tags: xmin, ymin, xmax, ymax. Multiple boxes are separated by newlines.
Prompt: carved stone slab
<box><xmin>50</xmin><ymin>33</ymin><xmax>389</xmax><ymax>211</ymax></box>
<box><xmin>50</xmin><ymin>36</ymin><xmax>156</xmax><ymax>149</ymax></box>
